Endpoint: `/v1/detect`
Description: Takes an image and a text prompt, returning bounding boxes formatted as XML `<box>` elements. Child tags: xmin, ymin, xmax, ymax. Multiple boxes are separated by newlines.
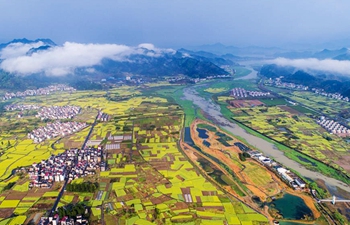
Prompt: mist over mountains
<box><xmin>0</xmin><ymin>38</ymin><xmax>230</xmax><ymax>79</ymax></box>
<box><xmin>1</xmin><ymin>38</ymin><xmax>350</xmax><ymax>97</ymax></box>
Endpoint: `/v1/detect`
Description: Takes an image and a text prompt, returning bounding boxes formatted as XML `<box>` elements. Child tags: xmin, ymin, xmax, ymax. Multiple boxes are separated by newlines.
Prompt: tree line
<box><xmin>66</xmin><ymin>182</ymin><xmax>99</xmax><ymax>193</ymax></box>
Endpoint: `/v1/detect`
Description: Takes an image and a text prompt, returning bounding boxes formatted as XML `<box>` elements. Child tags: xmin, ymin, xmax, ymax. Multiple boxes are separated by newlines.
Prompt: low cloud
<box><xmin>0</xmin><ymin>42</ymin><xmax>174</xmax><ymax>76</ymax></box>
<box><xmin>1</xmin><ymin>41</ymin><xmax>46</xmax><ymax>58</ymax></box>
<box><xmin>270</xmin><ymin>57</ymin><xmax>350</xmax><ymax>76</ymax></box>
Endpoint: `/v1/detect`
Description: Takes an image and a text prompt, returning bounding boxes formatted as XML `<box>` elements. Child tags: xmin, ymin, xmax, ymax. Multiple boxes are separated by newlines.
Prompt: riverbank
<box><xmin>182</xmin><ymin>86</ymin><xmax>350</xmax><ymax>193</ymax></box>
<box><xmin>183</xmin><ymin>119</ymin><xmax>321</xmax><ymax>224</ymax></box>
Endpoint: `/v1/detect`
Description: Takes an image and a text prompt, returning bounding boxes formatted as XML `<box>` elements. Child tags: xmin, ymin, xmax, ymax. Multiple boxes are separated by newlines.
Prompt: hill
<box><xmin>0</xmin><ymin>38</ymin><xmax>230</xmax><ymax>91</ymax></box>
<box><xmin>260</xmin><ymin>64</ymin><xmax>350</xmax><ymax>97</ymax></box>
<box><xmin>93</xmin><ymin>51</ymin><xmax>229</xmax><ymax>78</ymax></box>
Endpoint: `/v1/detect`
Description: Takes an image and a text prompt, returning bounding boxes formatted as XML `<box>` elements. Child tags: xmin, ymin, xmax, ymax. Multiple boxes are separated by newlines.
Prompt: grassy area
<box><xmin>259</xmin><ymin>98</ymin><xmax>288</xmax><ymax>106</ymax></box>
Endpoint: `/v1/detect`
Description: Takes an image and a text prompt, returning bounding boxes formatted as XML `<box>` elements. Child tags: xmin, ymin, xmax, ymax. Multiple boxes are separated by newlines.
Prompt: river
<box><xmin>235</xmin><ymin>67</ymin><xmax>258</xmax><ymax>80</ymax></box>
<box><xmin>182</xmin><ymin>72</ymin><xmax>350</xmax><ymax>193</ymax></box>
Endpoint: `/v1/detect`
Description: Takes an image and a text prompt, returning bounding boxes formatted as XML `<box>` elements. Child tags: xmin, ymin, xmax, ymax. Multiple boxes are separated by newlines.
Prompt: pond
<box><xmin>203</xmin><ymin>140</ymin><xmax>211</xmax><ymax>147</ymax></box>
<box><xmin>271</xmin><ymin>193</ymin><xmax>312</xmax><ymax>220</ymax></box>
<box><xmin>279</xmin><ymin>222</ymin><xmax>308</xmax><ymax>225</ymax></box>
<box><xmin>184</xmin><ymin>127</ymin><xmax>195</xmax><ymax>146</ymax></box>
<box><xmin>297</xmin><ymin>156</ymin><xmax>317</xmax><ymax>167</ymax></box>
<box><xmin>197</xmin><ymin>128</ymin><xmax>209</xmax><ymax>139</ymax></box>
<box><xmin>277</xmin><ymin>127</ymin><xmax>288</xmax><ymax>132</ymax></box>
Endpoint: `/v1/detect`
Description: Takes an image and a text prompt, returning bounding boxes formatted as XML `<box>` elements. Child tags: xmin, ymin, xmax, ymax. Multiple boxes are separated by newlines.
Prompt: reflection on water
<box><xmin>271</xmin><ymin>194</ymin><xmax>312</xmax><ymax>220</ymax></box>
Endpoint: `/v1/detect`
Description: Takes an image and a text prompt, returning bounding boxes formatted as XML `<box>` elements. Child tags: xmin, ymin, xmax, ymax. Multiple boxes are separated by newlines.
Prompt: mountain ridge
<box><xmin>0</xmin><ymin>38</ymin><xmax>232</xmax><ymax>91</ymax></box>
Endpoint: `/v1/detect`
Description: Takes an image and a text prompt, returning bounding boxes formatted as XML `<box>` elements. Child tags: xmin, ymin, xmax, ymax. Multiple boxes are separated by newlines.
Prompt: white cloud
<box><xmin>0</xmin><ymin>42</ymin><xmax>174</xmax><ymax>76</ymax></box>
<box><xmin>270</xmin><ymin>57</ymin><xmax>350</xmax><ymax>76</ymax></box>
<box><xmin>0</xmin><ymin>41</ymin><xmax>45</xmax><ymax>58</ymax></box>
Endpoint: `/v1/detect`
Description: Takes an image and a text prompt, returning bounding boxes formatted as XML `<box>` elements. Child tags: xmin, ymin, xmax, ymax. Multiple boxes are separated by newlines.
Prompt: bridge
<box><xmin>319</xmin><ymin>195</ymin><xmax>350</xmax><ymax>205</ymax></box>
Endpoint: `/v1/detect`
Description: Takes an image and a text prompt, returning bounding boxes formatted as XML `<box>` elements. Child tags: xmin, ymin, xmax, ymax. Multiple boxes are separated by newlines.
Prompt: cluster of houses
<box><xmin>97</xmin><ymin>111</ymin><xmax>110</xmax><ymax>122</ymax></box>
<box><xmin>234</xmin><ymin>142</ymin><xmax>306</xmax><ymax>190</ymax></box>
<box><xmin>28</xmin><ymin>121</ymin><xmax>88</xmax><ymax>143</ymax></box>
<box><xmin>265</xmin><ymin>78</ymin><xmax>309</xmax><ymax>91</ymax></box>
<box><xmin>4</xmin><ymin>104</ymin><xmax>40</xmax><ymax>111</ymax></box>
<box><xmin>2</xmin><ymin>84</ymin><xmax>76</xmax><ymax>100</ymax></box>
<box><xmin>36</xmin><ymin>105</ymin><xmax>81</xmax><ymax>120</ymax></box>
<box><xmin>317</xmin><ymin>117</ymin><xmax>350</xmax><ymax>137</ymax></box>
<box><xmin>230</xmin><ymin>88</ymin><xmax>270</xmax><ymax>98</ymax></box>
<box><xmin>39</xmin><ymin>215</ymin><xmax>88</xmax><ymax>225</ymax></box>
<box><xmin>28</xmin><ymin>147</ymin><xmax>105</xmax><ymax>189</ymax></box>
<box><xmin>265</xmin><ymin>78</ymin><xmax>350</xmax><ymax>102</ymax></box>
<box><xmin>312</xmin><ymin>88</ymin><xmax>349</xmax><ymax>102</ymax></box>
<box><xmin>167</xmin><ymin>74</ymin><xmax>232</xmax><ymax>84</ymax></box>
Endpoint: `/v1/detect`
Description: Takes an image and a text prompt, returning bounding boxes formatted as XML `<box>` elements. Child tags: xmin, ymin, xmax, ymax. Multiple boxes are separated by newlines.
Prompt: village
<box><xmin>28</xmin><ymin>121</ymin><xmax>88</xmax><ymax>143</ymax></box>
<box><xmin>96</xmin><ymin>111</ymin><xmax>110</xmax><ymax>122</ymax></box>
<box><xmin>2</xmin><ymin>84</ymin><xmax>76</xmax><ymax>101</ymax></box>
<box><xmin>265</xmin><ymin>78</ymin><xmax>309</xmax><ymax>91</ymax></box>
<box><xmin>5</xmin><ymin>104</ymin><xmax>40</xmax><ymax>111</ymax></box>
<box><xmin>265</xmin><ymin>78</ymin><xmax>349</xmax><ymax>102</ymax></box>
<box><xmin>36</xmin><ymin>106</ymin><xmax>81</xmax><ymax>120</ymax></box>
<box><xmin>312</xmin><ymin>88</ymin><xmax>349</xmax><ymax>102</ymax></box>
<box><xmin>33</xmin><ymin>146</ymin><xmax>105</xmax><ymax>225</ymax></box>
<box><xmin>166</xmin><ymin>74</ymin><xmax>232</xmax><ymax>84</ymax></box>
<box><xmin>317</xmin><ymin>116</ymin><xmax>350</xmax><ymax>137</ymax></box>
<box><xmin>28</xmin><ymin>146</ymin><xmax>105</xmax><ymax>189</ymax></box>
<box><xmin>39</xmin><ymin>214</ymin><xmax>88</xmax><ymax>225</ymax></box>
<box><xmin>230</xmin><ymin>87</ymin><xmax>271</xmax><ymax>98</ymax></box>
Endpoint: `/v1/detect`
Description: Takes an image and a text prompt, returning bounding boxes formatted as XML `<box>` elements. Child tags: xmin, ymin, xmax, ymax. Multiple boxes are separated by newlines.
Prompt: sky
<box><xmin>1</xmin><ymin>0</ymin><xmax>350</xmax><ymax>48</ymax></box>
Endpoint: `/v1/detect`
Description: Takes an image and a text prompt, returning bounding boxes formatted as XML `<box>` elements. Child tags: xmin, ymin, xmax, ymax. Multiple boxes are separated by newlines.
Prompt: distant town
<box><xmin>265</xmin><ymin>78</ymin><xmax>350</xmax><ymax>102</ymax></box>
<box><xmin>2</xmin><ymin>84</ymin><xmax>76</xmax><ymax>100</ymax></box>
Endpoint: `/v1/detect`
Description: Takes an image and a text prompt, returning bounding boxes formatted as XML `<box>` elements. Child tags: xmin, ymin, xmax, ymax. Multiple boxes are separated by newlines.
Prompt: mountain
<box><xmin>0</xmin><ymin>70</ymin><xmax>102</xmax><ymax>91</ymax></box>
<box><xmin>93</xmin><ymin>51</ymin><xmax>229</xmax><ymax>78</ymax></box>
<box><xmin>313</xmin><ymin>47</ymin><xmax>348</xmax><ymax>59</ymax></box>
<box><xmin>272</xmin><ymin>47</ymin><xmax>350</xmax><ymax>59</ymax></box>
<box><xmin>260</xmin><ymin>64</ymin><xmax>350</xmax><ymax>97</ymax></box>
<box><xmin>0</xmin><ymin>38</ymin><xmax>56</xmax><ymax>49</ymax></box>
<box><xmin>273</xmin><ymin>51</ymin><xmax>314</xmax><ymax>59</ymax></box>
<box><xmin>26</xmin><ymin>45</ymin><xmax>53</xmax><ymax>55</ymax></box>
<box><xmin>188</xmin><ymin>43</ymin><xmax>283</xmax><ymax>57</ymax></box>
<box><xmin>177</xmin><ymin>48</ymin><xmax>238</xmax><ymax>66</ymax></box>
<box><xmin>0</xmin><ymin>38</ymin><xmax>230</xmax><ymax>91</ymax></box>
<box><xmin>333</xmin><ymin>52</ymin><xmax>350</xmax><ymax>61</ymax></box>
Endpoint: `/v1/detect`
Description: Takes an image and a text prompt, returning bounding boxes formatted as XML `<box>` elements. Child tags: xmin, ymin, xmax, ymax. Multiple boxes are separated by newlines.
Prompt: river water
<box><xmin>182</xmin><ymin>72</ymin><xmax>350</xmax><ymax>193</ymax></box>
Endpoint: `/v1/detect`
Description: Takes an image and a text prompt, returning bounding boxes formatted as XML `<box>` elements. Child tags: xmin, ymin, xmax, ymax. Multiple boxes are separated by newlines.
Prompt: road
<box><xmin>43</xmin><ymin>111</ymin><xmax>100</xmax><ymax>224</ymax></box>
